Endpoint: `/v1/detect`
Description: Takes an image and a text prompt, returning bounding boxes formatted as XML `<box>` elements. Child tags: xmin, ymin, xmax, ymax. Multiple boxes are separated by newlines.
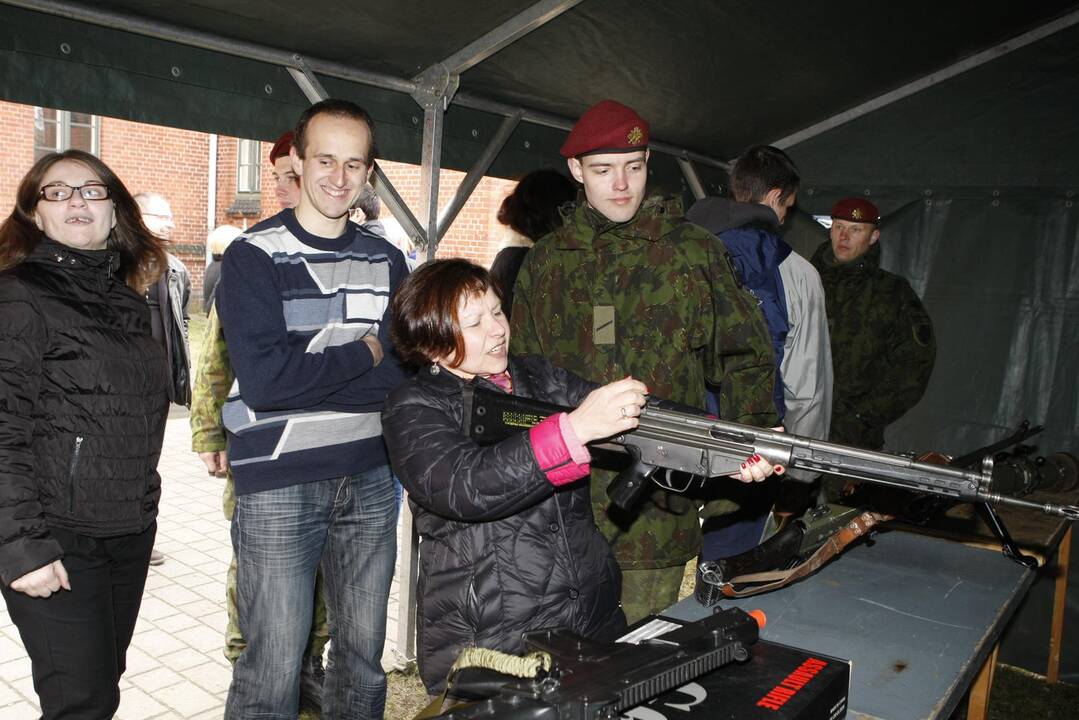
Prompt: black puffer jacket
<box><xmin>0</xmin><ymin>239</ymin><xmax>169</xmax><ymax>586</ymax></box>
<box><xmin>382</xmin><ymin>354</ymin><xmax>625</xmax><ymax>692</ymax></box>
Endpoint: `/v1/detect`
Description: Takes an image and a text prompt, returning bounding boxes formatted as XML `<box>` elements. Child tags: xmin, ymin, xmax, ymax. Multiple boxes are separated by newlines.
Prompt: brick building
<box><xmin>0</xmin><ymin>100</ymin><xmax>520</xmax><ymax>300</ymax></box>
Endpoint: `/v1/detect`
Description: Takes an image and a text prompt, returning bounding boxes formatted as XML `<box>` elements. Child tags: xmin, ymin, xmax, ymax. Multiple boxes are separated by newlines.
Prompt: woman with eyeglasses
<box><xmin>0</xmin><ymin>150</ymin><xmax>169</xmax><ymax>718</ymax></box>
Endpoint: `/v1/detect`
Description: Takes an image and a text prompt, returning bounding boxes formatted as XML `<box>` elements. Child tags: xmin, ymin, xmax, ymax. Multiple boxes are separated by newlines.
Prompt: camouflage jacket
<box><xmin>189</xmin><ymin>305</ymin><xmax>233</xmax><ymax>454</ymax></box>
<box><xmin>510</xmin><ymin>195</ymin><xmax>778</xmax><ymax>569</ymax></box>
<box><xmin>810</xmin><ymin>241</ymin><xmax>936</xmax><ymax>450</ymax></box>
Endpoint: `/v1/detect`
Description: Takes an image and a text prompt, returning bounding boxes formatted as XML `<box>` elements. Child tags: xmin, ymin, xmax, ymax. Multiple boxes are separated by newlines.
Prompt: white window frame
<box><xmin>237</xmin><ymin>138</ymin><xmax>262</xmax><ymax>193</ymax></box>
<box><xmin>34</xmin><ymin>108</ymin><xmax>100</xmax><ymax>159</ymax></box>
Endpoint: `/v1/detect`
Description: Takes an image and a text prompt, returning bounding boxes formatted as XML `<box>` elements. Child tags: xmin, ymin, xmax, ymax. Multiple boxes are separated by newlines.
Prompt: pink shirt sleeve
<box><xmin>528</xmin><ymin>412</ymin><xmax>591</xmax><ymax>486</ymax></box>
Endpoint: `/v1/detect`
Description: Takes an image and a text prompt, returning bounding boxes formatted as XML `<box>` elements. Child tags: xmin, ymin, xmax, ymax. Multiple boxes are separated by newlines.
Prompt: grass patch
<box><xmin>386</xmin><ymin>663</ymin><xmax>429</xmax><ymax>719</ymax></box>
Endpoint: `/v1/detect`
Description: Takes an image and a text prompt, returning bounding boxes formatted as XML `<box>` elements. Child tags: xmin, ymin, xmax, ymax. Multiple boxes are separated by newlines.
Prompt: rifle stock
<box><xmin>460</xmin><ymin>386</ymin><xmax>1079</xmax><ymax>520</ymax></box>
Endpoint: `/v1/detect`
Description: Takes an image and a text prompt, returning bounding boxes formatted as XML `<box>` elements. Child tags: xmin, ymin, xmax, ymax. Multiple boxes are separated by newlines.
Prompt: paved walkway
<box><xmin>0</xmin><ymin>413</ymin><xmax>408</xmax><ymax>719</ymax></box>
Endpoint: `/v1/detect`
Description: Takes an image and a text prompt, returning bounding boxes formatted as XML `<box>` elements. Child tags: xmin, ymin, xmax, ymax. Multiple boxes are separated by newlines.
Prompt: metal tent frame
<box><xmin>4</xmin><ymin>0</ymin><xmax>732</xmax><ymax>256</ymax></box>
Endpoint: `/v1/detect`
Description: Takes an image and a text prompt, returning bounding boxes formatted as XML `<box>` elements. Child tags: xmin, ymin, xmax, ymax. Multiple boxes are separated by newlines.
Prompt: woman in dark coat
<box><xmin>0</xmin><ymin>150</ymin><xmax>169</xmax><ymax>719</ymax></box>
<box><xmin>382</xmin><ymin>259</ymin><xmax>776</xmax><ymax>692</ymax></box>
<box><xmin>382</xmin><ymin>259</ymin><xmax>646</xmax><ymax>692</ymax></box>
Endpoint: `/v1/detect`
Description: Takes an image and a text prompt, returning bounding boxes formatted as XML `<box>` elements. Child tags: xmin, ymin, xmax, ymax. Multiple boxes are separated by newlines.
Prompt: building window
<box><xmin>237</xmin><ymin>139</ymin><xmax>261</xmax><ymax>193</ymax></box>
<box><xmin>34</xmin><ymin>108</ymin><xmax>100</xmax><ymax>160</ymax></box>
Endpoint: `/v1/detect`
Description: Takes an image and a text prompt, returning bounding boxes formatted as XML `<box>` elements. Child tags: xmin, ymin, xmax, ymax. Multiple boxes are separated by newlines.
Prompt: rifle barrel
<box><xmin>633</xmin><ymin>407</ymin><xmax>1079</xmax><ymax>519</ymax></box>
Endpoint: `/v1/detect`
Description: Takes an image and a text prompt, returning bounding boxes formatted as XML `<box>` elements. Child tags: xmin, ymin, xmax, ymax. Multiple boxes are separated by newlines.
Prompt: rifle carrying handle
<box><xmin>607</xmin><ymin>445</ymin><xmax>659</xmax><ymax>512</ymax></box>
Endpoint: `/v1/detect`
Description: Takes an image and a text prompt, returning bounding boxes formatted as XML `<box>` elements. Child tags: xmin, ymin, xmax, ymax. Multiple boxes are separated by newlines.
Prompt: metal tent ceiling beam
<box><xmin>677</xmin><ymin>158</ymin><xmax>707</xmax><ymax>201</ymax></box>
<box><xmin>440</xmin><ymin>0</ymin><xmax>585</xmax><ymax>76</ymax></box>
<box><xmin>437</xmin><ymin>111</ymin><xmax>523</xmax><ymax>239</ymax></box>
<box><xmin>409</xmin><ymin>0</ymin><xmax>582</xmax><ymax>257</ymax></box>
<box><xmin>769</xmin><ymin>6</ymin><xmax>1079</xmax><ymax>151</ymax></box>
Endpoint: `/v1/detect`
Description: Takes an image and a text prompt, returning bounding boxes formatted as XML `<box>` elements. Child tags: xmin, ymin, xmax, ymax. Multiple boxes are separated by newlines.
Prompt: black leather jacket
<box><xmin>147</xmin><ymin>252</ymin><xmax>191</xmax><ymax>406</ymax></box>
<box><xmin>382</xmin><ymin>354</ymin><xmax>625</xmax><ymax>692</ymax></box>
<box><xmin>0</xmin><ymin>239</ymin><xmax>169</xmax><ymax>585</ymax></box>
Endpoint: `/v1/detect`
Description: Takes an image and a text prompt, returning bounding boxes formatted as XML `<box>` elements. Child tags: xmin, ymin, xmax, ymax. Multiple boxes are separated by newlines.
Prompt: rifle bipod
<box><xmin>977</xmin><ymin>502</ymin><xmax>1039</xmax><ymax>568</ymax></box>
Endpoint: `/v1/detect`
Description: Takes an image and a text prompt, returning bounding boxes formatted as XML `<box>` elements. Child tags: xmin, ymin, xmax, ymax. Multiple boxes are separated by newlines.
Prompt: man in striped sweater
<box><xmin>217</xmin><ymin>99</ymin><xmax>408</xmax><ymax>719</ymax></box>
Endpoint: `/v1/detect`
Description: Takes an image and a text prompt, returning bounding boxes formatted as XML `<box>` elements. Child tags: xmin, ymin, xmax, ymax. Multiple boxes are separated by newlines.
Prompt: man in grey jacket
<box><xmin>687</xmin><ymin>145</ymin><xmax>833</xmax><ymax>558</ymax></box>
<box><xmin>136</xmin><ymin>191</ymin><xmax>191</xmax><ymax>567</ymax></box>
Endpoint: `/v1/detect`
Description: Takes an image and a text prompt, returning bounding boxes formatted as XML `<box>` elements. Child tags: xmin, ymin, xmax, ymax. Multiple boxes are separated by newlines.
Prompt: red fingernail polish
<box><xmin>741</xmin><ymin>462</ymin><xmax>746</xmax><ymax>469</ymax></box>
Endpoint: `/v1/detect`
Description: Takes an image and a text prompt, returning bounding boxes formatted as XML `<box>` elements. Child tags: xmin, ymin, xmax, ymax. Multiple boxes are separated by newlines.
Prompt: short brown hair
<box><xmin>390</xmin><ymin>259</ymin><xmax>501</xmax><ymax>368</ymax></box>
<box><xmin>497</xmin><ymin>169</ymin><xmax>576</xmax><ymax>241</ymax></box>
<box><xmin>731</xmin><ymin>145</ymin><xmax>800</xmax><ymax>204</ymax></box>
<box><xmin>0</xmin><ymin>150</ymin><xmax>166</xmax><ymax>292</ymax></box>
<box><xmin>293</xmin><ymin>99</ymin><xmax>378</xmax><ymax>163</ymax></box>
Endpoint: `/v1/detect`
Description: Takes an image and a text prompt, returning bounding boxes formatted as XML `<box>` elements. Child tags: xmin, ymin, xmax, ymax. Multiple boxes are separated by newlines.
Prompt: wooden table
<box><xmin>664</xmin><ymin>521</ymin><xmax>1069</xmax><ymax>720</ymax></box>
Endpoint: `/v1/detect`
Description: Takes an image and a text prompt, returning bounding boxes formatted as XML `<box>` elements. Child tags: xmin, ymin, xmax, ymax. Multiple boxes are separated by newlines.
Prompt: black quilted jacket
<box><xmin>382</xmin><ymin>354</ymin><xmax>625</xmax><ymax>692</ymax></box>
<box><xmin>0</xmin><ymin>238</ymin><xmax>169</xmax><ymax>586</ymax></box>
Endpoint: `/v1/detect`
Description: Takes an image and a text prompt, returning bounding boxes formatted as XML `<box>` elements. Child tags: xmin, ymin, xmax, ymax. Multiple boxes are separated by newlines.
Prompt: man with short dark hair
<box><xmin>217</xmin><ymin>99</ymin><xmax>408</xmax><ymax>719</ymax></box>
<box><xmin>811</xmin><ymin>198</ymin><xmax>935</xmax><ymax>452</ymax></box>
<box><xmin>688</xmin><ymin>145</ymin><xmax>833</xmax><ymax>557</ymax></box>
<box><xmin>511</xmin><ymin>99</ymin><xmax>778</xmax><ymax>623</ymax></box>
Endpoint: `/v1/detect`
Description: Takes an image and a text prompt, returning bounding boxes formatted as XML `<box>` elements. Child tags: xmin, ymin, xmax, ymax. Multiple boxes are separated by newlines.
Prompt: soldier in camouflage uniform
<box><xmin>810</xmin><ymin>197</ymin><xmax>936</xmax><ymax>452</ymax></box>
<box><xmin>510</xmin><ymin>100</ymin><xmax>778</xmax><ymax>623</ymax></box>
<box><xmin>188</xmin><ymin>130</ymin><xmax>329</xmax><ymax>711</ymax></box>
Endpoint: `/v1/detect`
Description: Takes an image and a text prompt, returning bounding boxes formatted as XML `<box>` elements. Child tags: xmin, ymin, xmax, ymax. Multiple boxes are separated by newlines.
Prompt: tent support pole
<box><xmin>286</xmin><ymin>61</ymin><xmax>329</xmax><ymax>105</ymax></box>
<box><xmin>437</xmin><ymin>112</ymin><xmax>522</xmax><ymax>240</ymax></box>
<box><xmin>412</xmin><ymin>0</ymin><xmax>581</xmax><ymax>252</ymax></box>
<box><xmin>370</xmin><ymin>166</ymin><xmax>426</xmax><ymax>248</ymax></box>
<box><xmin>411</xmin><ymin>62</ymin><xmax>458</xmax><ymax>257</ymax></box>
<box><xmin>677</xmin><ymin>157</ymin><xmax>707</xmax><ymax>201</ymax></box>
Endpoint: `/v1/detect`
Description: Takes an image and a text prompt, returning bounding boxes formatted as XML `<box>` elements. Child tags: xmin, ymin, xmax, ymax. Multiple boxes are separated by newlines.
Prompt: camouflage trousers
<box><xmin>618</xmin><ymin>565</ymin><xmax>686</xmax><ymax>625</ymax></box>
<box><xmin>222</xmin><ymin>475</ymin><xmax>330</xmax><ymax>663</ymax></box>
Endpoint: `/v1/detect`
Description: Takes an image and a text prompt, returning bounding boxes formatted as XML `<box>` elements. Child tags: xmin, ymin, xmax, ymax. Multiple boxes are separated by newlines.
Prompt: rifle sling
<box><xmin>719</xmin><ymin>511</ymin><xmax>885</xmax><ymax>599</ymax></box>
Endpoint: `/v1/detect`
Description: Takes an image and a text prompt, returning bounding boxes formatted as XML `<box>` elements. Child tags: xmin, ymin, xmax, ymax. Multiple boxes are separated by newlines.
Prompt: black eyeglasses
<box><xmin>38</xmin><ymin>183</ymin><xmax>111</xmax><ymax>202</ymax></box>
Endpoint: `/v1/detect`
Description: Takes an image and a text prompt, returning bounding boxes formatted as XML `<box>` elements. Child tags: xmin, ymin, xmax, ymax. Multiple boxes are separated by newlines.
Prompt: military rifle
<box><xmin>460</xmin><ymin>386</ymin><xmax>1079</xmax><ymax>521</ymax></box>
<box><xmin>695</xmin><ymin>421</ymin><xmax>1078</xmax><ymax>600</ymax></box>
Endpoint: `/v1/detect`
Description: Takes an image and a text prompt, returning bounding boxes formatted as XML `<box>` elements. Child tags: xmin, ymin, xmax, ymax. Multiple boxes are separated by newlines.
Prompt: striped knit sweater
<box><xmin>216</xmin><ymin>209</ymin><xmax>408</xmax><ymax>495</ymax></box>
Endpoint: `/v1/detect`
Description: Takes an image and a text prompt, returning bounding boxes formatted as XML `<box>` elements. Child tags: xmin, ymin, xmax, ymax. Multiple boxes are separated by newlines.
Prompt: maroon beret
<box><xmin>831</xmin><ymin>197</ymin><xmax>880</xmax><ymax>224</ymax></box>
<box><xmin>269</xmin><ymin>130</ymin><xmax>295</xmax><ymax>164</ymax></box>
<box><xmin>560</xmin><ymin>100</ymin><xmax>650</xmax><ymax>159</ymax></box>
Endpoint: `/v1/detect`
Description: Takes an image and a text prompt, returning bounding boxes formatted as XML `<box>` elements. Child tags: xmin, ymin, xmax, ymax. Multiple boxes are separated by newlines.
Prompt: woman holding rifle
<box><xmin>381</xmin><ymin>258</ymin><xmax>775</xmax><ymax>692</ymax></box>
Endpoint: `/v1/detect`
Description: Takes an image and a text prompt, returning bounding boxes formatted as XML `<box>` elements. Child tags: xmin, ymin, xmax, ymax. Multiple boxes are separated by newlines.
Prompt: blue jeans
<box><xmin>225</xmin><ymin>466</ymin><xmax>397</xmax><ymax>719</ymax></box>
